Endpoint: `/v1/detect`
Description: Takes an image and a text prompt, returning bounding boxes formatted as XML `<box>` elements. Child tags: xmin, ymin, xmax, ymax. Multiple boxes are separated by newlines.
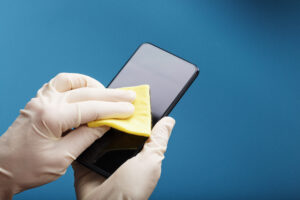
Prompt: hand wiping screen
<box><xmin>88</xmin><ymin>85</ymin><xmax>152</xmax><ymax>137</ymax></box>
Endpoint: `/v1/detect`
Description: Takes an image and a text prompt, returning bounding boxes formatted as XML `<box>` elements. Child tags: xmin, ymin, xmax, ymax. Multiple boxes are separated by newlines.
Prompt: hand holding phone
<box><xmin>73</xmin><ymin>117</ymin><xmax>175</xmax><ymax>200</ymax></box>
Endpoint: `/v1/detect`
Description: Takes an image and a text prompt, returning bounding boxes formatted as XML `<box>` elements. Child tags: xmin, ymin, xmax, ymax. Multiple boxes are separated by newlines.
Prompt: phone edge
<box><xmin>78</xmin><ymin>43</ymin><xmax>199</xmax><ymax>177</ymax></box>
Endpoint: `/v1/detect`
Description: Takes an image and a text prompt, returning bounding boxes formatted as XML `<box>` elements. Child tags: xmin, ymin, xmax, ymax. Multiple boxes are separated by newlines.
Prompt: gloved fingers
<box><xmin>72</xmin><ymin>161</ymin><xmax>106</xmax><ymax>197</ymax></box>
<box><xmin>50</xmin><ymin>73</ymin><xmax>104</xmax><ymax>92</ymax></box>
<box><xmin>60</xmin><ymin>125</ymin><xmax>110</xmax><ymax>162</ymax></box>
<box><xmin>63</xmin><ymin>101</ymin><xmax>134</xmax><ymax>130</ymax></box>
<box><xmin>76</xmin><ymin>101</ymin><xmax>135</xmax><ymax>123</ymax></box>
<box><xmin>140</xmin><ymin>117</ymin><xmax>175</xmax><ymax>156</ymax></box>
<box><xmin>66</xmin><ymin>87</ymin><xmax>136</xmax><ymax>103</ymax></box>
<box><xmin>72</xmin><ymin>161</ymin><xmax>91</xmax><ymax>181</ymax></box>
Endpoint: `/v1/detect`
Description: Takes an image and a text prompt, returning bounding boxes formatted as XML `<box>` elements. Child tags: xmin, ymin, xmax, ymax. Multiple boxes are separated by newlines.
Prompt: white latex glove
<box><xmin>72</xmin><ymin>116</ymin><xmax>175</xmax><ymax>200</ymax></box>
<box><xmin>0</xmin><ymin>73</ymin><xmax>136</xmax><ymax>199</ymax></box>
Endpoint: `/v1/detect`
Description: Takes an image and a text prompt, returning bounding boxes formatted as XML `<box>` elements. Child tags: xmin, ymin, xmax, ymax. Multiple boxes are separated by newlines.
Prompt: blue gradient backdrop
<box><xmin>0</xmin><ymin>1</ymin><xmax>299</xmax><ymax>199</ymax></box>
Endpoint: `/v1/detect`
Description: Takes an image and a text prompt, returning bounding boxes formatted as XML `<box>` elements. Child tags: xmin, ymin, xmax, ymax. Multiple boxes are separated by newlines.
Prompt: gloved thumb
<box><xmin>59</xmin><ymin>126</ymin><xmax>110</xmax><ymax>161</ymax></box>
<box><xmin>141</xmin><ymin>116</ymin><xmax>175</xmax><ymax>156</ymax></box>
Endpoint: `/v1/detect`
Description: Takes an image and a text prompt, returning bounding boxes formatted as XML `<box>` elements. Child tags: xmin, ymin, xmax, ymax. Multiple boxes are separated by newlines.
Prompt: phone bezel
<box><xmin>109</xmin><ymin>42</ymin><xmax>199</xmax><ymax>117</ymax></box>
<box><xmin>77</xmin><ymin>43</ymin><xmax>199</xmax><ymax>177</ymax></box>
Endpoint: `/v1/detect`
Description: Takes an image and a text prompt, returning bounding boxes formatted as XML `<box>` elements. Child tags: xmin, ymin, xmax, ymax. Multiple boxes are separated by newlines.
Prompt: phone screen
<box><xmin>77</xmin><ymin>43</ymin><xmax>199</xmax><ymax>177</ymax></box>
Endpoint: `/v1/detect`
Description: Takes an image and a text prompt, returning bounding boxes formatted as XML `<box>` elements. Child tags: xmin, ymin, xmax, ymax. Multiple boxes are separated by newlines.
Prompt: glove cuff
<box><xmin>0</xmin><ymin>171</ymin><xmax>18</xmax><ymax>200</ymax></box>
<box><xmin>0</xmin><ymin>136</ymin><xmax>21</xmax><ymax>199</ymax></box>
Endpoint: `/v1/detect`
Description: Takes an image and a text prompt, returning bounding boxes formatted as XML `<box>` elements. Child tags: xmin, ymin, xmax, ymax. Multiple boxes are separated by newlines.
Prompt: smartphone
<box><xmin>77</xmin><ymin>43</ymin><xmax>199</xmax><ymax>177</ymax></box>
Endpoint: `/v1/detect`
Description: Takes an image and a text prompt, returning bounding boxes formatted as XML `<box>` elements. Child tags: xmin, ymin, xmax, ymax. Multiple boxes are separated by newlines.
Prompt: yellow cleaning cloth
<box><xmin>88</xmin><ymin>85</ymin><xmax>152</xmax><ymax>137</ymax></box>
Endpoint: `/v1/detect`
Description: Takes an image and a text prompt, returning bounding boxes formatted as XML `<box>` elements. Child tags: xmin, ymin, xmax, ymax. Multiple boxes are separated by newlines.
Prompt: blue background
<box><xmin>0</xmin><ymin>1</ymin><xmax>299</xmax><ymax>199</ymax></box>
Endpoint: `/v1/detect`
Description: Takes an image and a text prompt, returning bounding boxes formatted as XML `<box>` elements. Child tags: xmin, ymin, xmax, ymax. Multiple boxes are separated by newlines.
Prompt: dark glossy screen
<box><xmin>77</xmin><ymin>43</ymin><xmax>198</xmax><ymax>177</ymax></box>
<box><xmin>109</xmin><ymin>43</ymin><xmax>198</xmax><ymax>123</ymax></box>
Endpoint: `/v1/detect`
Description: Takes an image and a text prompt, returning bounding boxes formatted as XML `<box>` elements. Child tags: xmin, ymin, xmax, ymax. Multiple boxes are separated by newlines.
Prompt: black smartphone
<box><xmin>77</xmin><ymin>43</ymin><xmax>199</xmax><ymax>177</ymax></box>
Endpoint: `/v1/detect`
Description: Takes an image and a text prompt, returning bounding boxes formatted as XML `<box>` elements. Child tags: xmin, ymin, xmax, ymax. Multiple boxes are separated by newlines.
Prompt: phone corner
<box><xmin>139</xmin><ymin>42</ymin><xmax>154</xmax><ymax>49</ymax></box>
<box><xmin>191</xmin><ymin>63</ymin><xmax>200</xmax><ymax>75</ymax></box>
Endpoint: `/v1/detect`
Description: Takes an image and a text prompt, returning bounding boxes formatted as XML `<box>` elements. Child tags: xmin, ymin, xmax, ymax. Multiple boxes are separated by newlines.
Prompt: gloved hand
<box><xmin>73</xmin><ymin>116</ymin><xmax>175</xmax><ymax>200</ymax></box>
<box><xmin>0</xmin><ymin>73</ymin><xmax>136</xmax><ymax>199</ymax></box>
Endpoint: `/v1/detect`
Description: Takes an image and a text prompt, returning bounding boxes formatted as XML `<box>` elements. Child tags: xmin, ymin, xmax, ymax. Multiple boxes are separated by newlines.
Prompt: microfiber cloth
<box><xmin>88</xmin><ymin>85</ymin><xmax>152</xmax><ymax>137</ymax></box>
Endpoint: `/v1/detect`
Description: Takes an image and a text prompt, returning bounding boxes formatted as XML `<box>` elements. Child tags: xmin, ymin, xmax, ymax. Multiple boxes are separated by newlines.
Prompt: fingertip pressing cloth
<box><xmin>88</xmin><ymin>85</ymin><xmax>152</xmax><ymax>137</ymax></box>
